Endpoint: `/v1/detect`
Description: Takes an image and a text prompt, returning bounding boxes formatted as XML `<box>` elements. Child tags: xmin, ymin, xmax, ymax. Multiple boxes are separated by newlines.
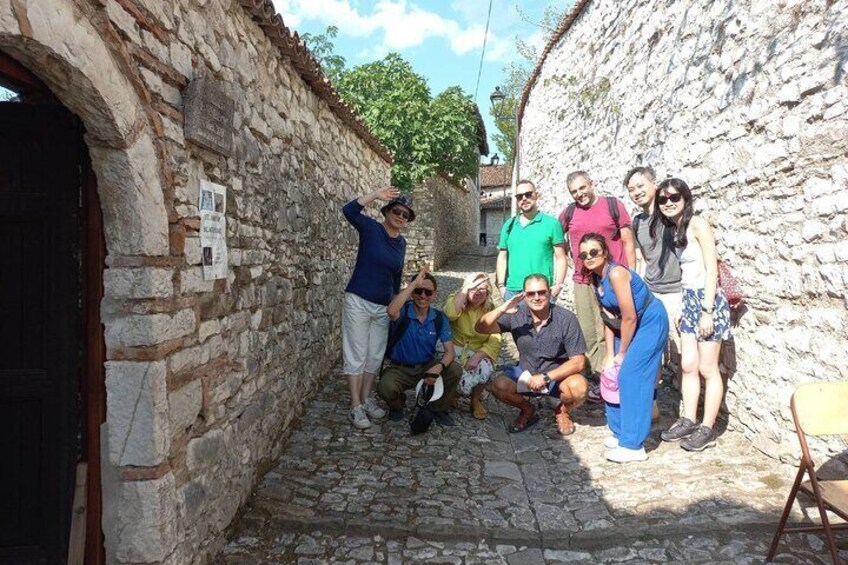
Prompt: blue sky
<box><xmin>271</xmin><ymin>0</ymin><xmax>566</xmax><ymax>158</ymax></box>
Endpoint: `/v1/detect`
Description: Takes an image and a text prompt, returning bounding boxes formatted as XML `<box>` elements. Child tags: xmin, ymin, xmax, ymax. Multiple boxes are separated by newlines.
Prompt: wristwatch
<box><xmin>543</xmin><ymin>373</ymin><xmax>552</xmax><ymax>385</ymax></box>
<box><xmin>701</xmin><ymin>304</ymin><xmax>714</xmax><ymax>314</ymax></box>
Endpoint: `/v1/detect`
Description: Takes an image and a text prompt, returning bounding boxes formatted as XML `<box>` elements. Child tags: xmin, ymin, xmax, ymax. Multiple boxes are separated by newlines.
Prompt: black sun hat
<box><xmin>380</xmin><ymin>194</ymin><xmax>416</xmax><ymax>222</ymax></box>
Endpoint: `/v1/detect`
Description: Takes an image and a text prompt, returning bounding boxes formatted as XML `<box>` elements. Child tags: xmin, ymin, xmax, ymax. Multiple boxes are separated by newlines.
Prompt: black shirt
<box><xmin>497</xmin><ymin>303</ymin><xmax>587</xmax><ymax>374</ymax></box>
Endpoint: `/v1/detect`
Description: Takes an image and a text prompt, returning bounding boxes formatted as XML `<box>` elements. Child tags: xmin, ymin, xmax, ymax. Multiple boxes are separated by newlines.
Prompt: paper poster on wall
<box><xmin>199</xmin><ymin>179</ymin><xmax>228</xmax><ymax>280</ymax></box>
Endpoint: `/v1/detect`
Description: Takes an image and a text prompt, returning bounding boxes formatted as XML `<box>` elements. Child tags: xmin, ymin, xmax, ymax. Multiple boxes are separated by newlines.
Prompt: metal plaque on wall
<box><xmin>183</xmin><ymin>77</ymin><xmax>235</xmax><ymax>156</ymax></box>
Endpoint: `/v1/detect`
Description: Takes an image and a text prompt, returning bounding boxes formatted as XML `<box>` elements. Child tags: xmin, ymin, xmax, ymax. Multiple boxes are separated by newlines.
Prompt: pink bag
<box><xmin>599</xmin><ymin>359</ymin><xmax>622</xmax><ymax>404</ymax></box>
<box><xmin>718</xmin><ymin>260</ymin><xmax>744</xmax><ymax>309</ymax></box>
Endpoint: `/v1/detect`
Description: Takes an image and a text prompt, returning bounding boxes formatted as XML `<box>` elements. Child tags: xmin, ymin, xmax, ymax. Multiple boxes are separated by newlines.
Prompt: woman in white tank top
<box><xmin>649</xmin><ymin>178</ymin><xmax>732</xmax><ymax>453</ymax></box>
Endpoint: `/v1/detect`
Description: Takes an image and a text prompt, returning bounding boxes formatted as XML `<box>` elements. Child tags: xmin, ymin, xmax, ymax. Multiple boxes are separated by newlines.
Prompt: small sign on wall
<box><xmin>184</xmin><ymin>77</ymin><xmax>235</xmax><ymax>156</ymax></box>
<box><xmin>199</xmin><ymin>180</ymin><xmax>228</xmax><ymax>280</ymax></box>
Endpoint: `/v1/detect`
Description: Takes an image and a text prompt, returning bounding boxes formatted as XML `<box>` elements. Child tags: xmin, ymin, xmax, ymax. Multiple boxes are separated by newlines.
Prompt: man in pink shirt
<box><xmin>559</xmin><ymin>171</ymin><xmax>637</xmax><ymax>401</ymax></box>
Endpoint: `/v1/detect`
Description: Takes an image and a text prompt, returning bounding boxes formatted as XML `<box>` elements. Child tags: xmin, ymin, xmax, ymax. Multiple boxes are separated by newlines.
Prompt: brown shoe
<box><xmin>471</xmin><ymin>398</ymin><xmax>487</xmax><ymax>420</ymax></box>
<box><xmin>555</xmin><ymin>403</ymin><xmax>575</xmax><ymax>435</ymax></box>
<box><xmin>509</xmin><ymin>408</ymin><xmax>539</xmax><ymax>433</ymax></box>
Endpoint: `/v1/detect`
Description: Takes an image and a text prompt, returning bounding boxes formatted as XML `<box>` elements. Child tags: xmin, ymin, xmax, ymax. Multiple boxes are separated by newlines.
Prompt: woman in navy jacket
<box><xmin>342</xmin><ymin>187</ymin><xmax>414</xmax><ymax>429</ymax></box>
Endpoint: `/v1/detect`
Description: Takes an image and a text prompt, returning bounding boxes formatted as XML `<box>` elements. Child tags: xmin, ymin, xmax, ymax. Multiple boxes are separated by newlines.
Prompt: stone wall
<box><xmin>0</xmin><ymin>1</ymin><xmax>391</xmax><ymax>563</ymax></box>
<box><xmin>405</xmin><ymin>173</ymin><xmax>479</xmax><ymax>274</ymax></box>
<box><xmin>519</xmin><ymin>0</ymin><xmax>848</xmax><ymax>466</ymax></box>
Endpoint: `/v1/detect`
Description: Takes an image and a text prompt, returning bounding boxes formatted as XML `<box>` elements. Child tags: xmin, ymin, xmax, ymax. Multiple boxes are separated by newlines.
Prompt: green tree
<box><xmin>335</xmin><ymin>54</ymin><xmax>479</xmax><ymax>190</ymax></box>
<box><xmin>301</xmin><ymin>26</ymin><xmax>346</xmax><ymax>82</ymax></box>
<box><xmin>429</xmin><ymin>86</ymin><xmax>480</xmax><ymax>183</ymax></box>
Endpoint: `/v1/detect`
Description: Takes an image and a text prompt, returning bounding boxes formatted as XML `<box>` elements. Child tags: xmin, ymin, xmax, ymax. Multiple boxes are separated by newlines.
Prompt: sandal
<box><xmin>508</xmin><ymin>410</ymin><xmax>539</xmax><ymax>433</ymax></box>
<box><xmin>471</xmin><ymin>398</ymin><xmax>487</xmax><ymax>420</ymax></box>
<box><xmin>555</xmin><ymin>403</ymin><xmax>575</xmax><ymax>435</ymax></box>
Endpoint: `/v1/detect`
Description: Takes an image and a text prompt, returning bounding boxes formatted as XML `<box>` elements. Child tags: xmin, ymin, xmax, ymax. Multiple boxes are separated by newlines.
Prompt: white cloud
<box><xmin>272</xmin><ymin>0</ymin><xmax>517</xmax><ymax>61</ymax></box>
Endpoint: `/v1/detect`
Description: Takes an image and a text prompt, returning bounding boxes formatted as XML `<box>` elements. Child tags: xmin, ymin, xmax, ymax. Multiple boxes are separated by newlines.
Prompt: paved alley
<box><xmin>217</xmin><ymin>247</ymin><xmax>846</xmax><ymax>564</ymax></box>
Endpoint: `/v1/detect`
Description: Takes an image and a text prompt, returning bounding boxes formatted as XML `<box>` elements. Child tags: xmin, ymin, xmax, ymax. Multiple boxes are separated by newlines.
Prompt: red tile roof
<box><xmin>480</xmin><ymin>164</ymin><xmax>512</xmax><ymax>188</ymax></box>
<box><xmin>480</xmin><ymin>194</ymin><xmax>511</xmax><ymax>210</ymax></box>
<box><xmin>238</xmin><ymin>0</ymin><xmax>392</xmax><ymax>163</ymax></box>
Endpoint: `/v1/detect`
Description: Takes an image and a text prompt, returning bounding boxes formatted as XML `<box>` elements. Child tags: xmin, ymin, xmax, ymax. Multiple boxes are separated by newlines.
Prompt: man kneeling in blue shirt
<box><xmin>377</xmin><ymin>268</ymin><xmax>462</xmax><ymax>426</ymax></box>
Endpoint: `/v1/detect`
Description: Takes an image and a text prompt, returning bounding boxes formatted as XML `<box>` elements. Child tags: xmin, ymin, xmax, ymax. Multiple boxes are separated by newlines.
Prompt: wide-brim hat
<box><xmin>380</xmin><ymin>194</ymin><xmax>416</xmax><ymax>222</ymax></box>
<box><xmin>414</xmin><ymin>375</ymin><xmax>444</xmax><ymax>403</ymax></box>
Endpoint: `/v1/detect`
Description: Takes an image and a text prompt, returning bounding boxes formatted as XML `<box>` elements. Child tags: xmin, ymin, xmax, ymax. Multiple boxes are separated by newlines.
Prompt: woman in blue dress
<box><xmin>579</xmin><ymin>233</ymin><xmax>669</xmax><ymax>463</ymax></box>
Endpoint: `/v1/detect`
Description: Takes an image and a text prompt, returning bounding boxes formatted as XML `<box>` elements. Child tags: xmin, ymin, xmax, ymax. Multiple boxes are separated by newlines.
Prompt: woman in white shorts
<box><xmin>652</xmin><ymin>178</ymin><xmax>732</xmax><ymax>452</ymax></box>
<box><xmin>342</xmin><ymin>187</ymin><xmax>414</xmax><ymax>429</ymax></box>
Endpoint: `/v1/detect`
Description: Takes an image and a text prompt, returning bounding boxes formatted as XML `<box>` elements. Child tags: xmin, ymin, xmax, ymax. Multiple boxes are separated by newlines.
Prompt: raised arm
<box><xmin>343</xmin><ymin>187</ymin><xmax>401</xmax><ymax>227</ymax></box>
<box><xmin>475</xmin><ymin>292</ymin><xmax>524</xmax><ymax>334</ymax></box>
<box><xmin>387</xmin><ymin>265</ymin><xmax>428</xmax><ymax>320</ymax></box>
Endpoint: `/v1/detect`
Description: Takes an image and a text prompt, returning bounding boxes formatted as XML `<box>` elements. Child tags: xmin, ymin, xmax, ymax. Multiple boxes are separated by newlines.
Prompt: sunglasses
<box><xmin>578</xmin><ymin>248</ymin><xmax>603</xmax><ymax>261</ymax></box>
<box><xmin>525</xmin><ymin>289</ymin><xmax>549</xmax><ymax>298</ymax></box>
<box><xmin>390</xmin><ymin>207</ymin><xmax>411</xmax><ymax>220</ymax></box>
<box><xmin>514</xmin><ymin>191</ymin><xmax>535</xmax><ymax>201</ymax></box>
<box><xmin>658</xmin><ymin>193</ymin><xmax>683</xmax><ymax>205</ymax></box>
<box><xmin>412</xmin><ymin>288</ymin><xmax>434</xmax><ymax>297</ymax></box>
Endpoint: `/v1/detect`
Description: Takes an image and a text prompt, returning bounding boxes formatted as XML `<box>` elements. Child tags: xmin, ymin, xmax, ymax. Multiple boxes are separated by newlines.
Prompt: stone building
<box><xmin>517</xmin><ymin>1</ymin><xmax>847</xmax><ymax>465</ymax></box>
<box><xmin>0</xmin><ymin>0</ymin><xmax>391</xmax><ymax>563</ymax></box>
<box><xmin>479</xmin><ymin>163</ymin><xmax>513</xmax><ymax>246</ymax></box>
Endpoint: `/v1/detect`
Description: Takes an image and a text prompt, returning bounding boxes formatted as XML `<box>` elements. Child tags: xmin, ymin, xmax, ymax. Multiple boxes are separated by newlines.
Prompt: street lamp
<box><xmin>490</xmin><ymin>153</ymin><xmax>500</xmax><ymax>166</ymax></box>
<box><xmin>489</xmin><ymin>86</ymin><xmax>505</xmax><ymax>117</ymax></box>
<box><xmin>489</xmin><ymin>86</ymin><xmax>517</xmax><ymax>217</ymax></box>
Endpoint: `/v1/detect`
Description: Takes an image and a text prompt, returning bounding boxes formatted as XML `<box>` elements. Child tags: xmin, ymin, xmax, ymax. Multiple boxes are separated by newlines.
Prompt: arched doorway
<box><xmin>0</xmin><ymin>49</ymin><xmax>105</xmax><ymax>565</ymax></box>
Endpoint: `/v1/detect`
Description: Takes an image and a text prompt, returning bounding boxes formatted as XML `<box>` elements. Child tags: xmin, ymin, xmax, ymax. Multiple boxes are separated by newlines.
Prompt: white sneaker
<box><xmin>349</xmin><ymin>405</ymin><xmax>371</xmax><ymax>429</ymax></box>
<box><xmin>605</xmin><ymin>446</ymin><xmax>647</xmax><ymax>463</ymax></box>
<box><xmin>603</xmin><ymin>436</ymin><xmax>619</xmax><ymax>449</ymax></box>
<box><xmin>362</xmin><ymin>397</ymin><xmax>387</xmax><ymax>420</ymax></box>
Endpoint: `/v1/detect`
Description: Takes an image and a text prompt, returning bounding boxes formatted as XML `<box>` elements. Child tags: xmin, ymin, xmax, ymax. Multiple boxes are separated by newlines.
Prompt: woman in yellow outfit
<box><xmin>444</xmin><ymin>272</ymin><xmax>502</xmax><ymax>419</ymax></box>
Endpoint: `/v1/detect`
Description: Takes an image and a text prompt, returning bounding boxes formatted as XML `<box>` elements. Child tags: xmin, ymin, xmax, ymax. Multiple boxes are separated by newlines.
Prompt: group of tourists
<box><xmin>341</xmin><ymin>166</ymin><xmax>732</xmax><ymax>464</ymax></box>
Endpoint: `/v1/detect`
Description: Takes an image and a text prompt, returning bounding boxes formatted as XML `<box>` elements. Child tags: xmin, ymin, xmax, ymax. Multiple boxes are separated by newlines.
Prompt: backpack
<box><xmin>380</xmin><ymin>302</ymin><xmax>446</xmax><ymax>375</ymax></box>
<box><xmin>562</xmin><ymin>196</ymin><xmax>623</xmax><ymax>244</ymax></box>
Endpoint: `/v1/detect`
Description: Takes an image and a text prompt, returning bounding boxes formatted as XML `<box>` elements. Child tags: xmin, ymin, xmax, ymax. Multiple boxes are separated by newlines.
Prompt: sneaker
<box><xmin>349</xmin><ymin>405</ymin><xmax>371</xmax><ymax>429</ymax></box>
<box><xmin>388</xmin><ymin>407</ymin><xmax>404</xmax><ymax>421</ymax></box>
<box><xmin>603</xmin><ymin>435</ymin><xmax>619</xmax><ymax>449</ymax></box>
<box><xmin>681</xmin><ymin>425</ymin><xmax>717</xmax><ymax>452</ymax></box>
<box><xmin>605</xmin><ymin>446</ymin><xmax>648</xmax><ymax>463</ymax></box>
<box><xmin>587</xmin><ymin>381</ymin><xmax>603</xmax><ymax>404</ymax></box>
<box><xmin>363</xmin><ymin>397</ymin><xmax>387</xmax><ymax>420</ymax></box>
<box><xmin>432</xmin><ymin>411</ymin><xmax>456</xmax><ymax>427</ymax></box>
<box><xmin>661</xmin><ymin>417</ymin><xmax>698</xmax><ymax>442</ymax></box>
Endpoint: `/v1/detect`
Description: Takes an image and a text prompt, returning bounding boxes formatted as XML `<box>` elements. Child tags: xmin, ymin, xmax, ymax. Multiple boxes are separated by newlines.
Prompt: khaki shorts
<box><xmin>654</xmin><ymin>291</ymin><xmax>682</xmax><ymax>353</ymax></box>
<box><xmin>342</xmin><ymin>292</ymin><xmax>389</xmax><ymax>375</ymax></box>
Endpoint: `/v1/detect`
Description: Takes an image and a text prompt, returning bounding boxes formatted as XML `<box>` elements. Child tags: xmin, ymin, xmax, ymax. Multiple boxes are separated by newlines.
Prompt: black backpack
<box><xmin>562</xmin><ymin>196</ymin><xmax>623</xmax><ymax>248</ymax></box>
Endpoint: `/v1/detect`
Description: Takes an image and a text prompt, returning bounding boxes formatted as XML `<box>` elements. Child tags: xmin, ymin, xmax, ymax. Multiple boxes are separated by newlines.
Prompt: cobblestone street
<box><xmin>217</xmin><ymin>248</ymin><xmax>847</xmax><ymax>564</ymax></box>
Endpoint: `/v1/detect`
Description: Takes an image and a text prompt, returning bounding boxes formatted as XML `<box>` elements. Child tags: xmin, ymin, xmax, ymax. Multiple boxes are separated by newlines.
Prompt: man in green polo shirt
<box><xmin>496</xmin><ymin>180</ymin><xmax>567</xmax><ymax>299</ymax></box>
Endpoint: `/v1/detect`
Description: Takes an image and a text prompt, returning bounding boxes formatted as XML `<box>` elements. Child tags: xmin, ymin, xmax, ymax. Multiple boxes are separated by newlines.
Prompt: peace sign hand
<box><xmin>410</xmin><ymin>265</ymin><xmax>430</xmax><ymax>289</ymax></box>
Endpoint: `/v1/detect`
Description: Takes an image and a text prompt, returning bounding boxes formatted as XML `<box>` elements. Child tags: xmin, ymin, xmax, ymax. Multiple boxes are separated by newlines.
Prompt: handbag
<box><xmin>717</xmin><ymin>260</ymin><xmax>744</xmax><ymax>309</ymax></box>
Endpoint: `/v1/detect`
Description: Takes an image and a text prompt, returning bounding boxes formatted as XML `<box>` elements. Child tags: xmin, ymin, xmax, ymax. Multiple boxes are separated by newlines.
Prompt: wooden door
<box><xmin>0</xmin><ymin>104</ymin><xmax>83</xmax><ymax>565</ymax></box>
